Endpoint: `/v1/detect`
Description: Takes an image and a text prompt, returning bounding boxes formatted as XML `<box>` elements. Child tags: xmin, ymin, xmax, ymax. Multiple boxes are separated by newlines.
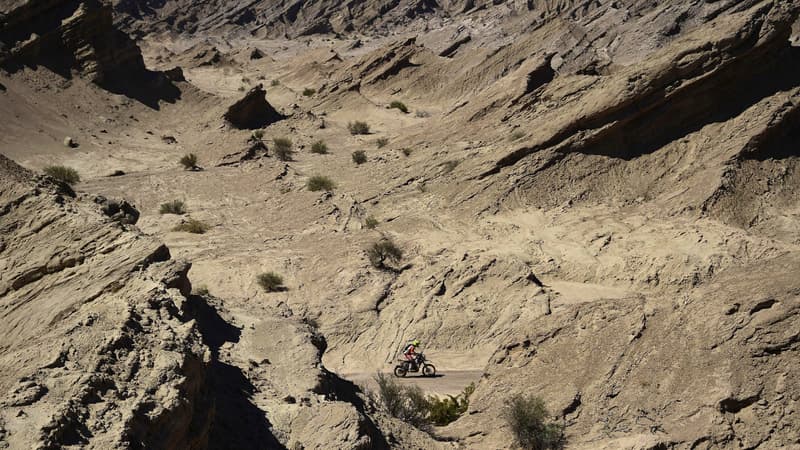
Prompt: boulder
<box><xmin>223</xmin><ymin>84</ymin><xmax>284</xmax><ymax>129</ymax></box>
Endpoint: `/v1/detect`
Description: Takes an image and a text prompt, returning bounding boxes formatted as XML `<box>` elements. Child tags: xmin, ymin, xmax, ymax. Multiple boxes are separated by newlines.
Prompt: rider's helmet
<box><xmin>412</xmin><ymin>339</ymin><xmax>420</xmax><ymax>346</ymax></box>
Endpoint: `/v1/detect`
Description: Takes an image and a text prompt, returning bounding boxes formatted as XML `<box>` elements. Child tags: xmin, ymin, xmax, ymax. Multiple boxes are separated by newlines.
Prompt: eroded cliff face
<box><xmin>0</xmin><ymin>155</ymin><xmax>211</xmax><ymax>448</ymax></box>
<box><xmin>0</xmin><ymin>0</ymin><xmax>145</xmax><ymax>82</ymax></box>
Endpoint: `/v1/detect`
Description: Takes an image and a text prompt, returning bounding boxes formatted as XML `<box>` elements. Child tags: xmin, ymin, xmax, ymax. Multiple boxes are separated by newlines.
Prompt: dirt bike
<box><xmin>393</xmin><ymin>353</ymin><xmax>436</xmax><ymax>377</ymax></box>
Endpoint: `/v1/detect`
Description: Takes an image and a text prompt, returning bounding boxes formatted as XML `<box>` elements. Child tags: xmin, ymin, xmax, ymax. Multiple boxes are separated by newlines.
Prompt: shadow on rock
<box><xmin>185</xmin><ymin>295</ymin><xmax>285</xmax><ymax>450</ymax></box>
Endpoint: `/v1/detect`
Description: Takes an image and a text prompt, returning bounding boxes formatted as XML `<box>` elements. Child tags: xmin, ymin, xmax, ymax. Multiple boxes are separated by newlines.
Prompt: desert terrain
<box><xmin>1</xmin><ymin>0</ymin><xmax>799</xmax><ymax>448</ymax></box>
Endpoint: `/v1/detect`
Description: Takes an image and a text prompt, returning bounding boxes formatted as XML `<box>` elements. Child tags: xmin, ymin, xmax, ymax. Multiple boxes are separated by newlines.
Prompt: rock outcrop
<box><xmin>0</xmin><ymin>0</ymin><xmax>180</xmax><ymax>108</ymax></box>
<box><xmin>223</xmin><ymin>84</ymin><xmax>284</xmax><ymax>129</ymax></box>
<box><xmin>0</xmin><ymin>0</ymin><xmax>146</xmax><ymax>82</ymax></box>
<box><xmin>0</xmin><ymin>155</ymin><xmax>211</xmax><ymax>448</ymax></box>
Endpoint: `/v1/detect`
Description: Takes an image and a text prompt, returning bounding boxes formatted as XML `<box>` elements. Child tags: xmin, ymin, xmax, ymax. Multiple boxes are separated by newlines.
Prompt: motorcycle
<box><xmin>393</xmin><ymin>353</ymin><xmax>436</xmax><ymax>377</ymax></box>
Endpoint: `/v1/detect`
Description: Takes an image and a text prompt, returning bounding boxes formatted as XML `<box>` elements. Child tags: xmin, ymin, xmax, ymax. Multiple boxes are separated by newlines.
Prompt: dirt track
<box><xmin>342</xmin><ymin>370</ymin><xmax>483</xmax><ymax>397</ymax></box>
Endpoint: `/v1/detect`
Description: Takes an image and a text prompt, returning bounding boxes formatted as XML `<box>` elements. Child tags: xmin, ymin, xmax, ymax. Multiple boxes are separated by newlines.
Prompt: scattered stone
<box><xmin>63</xmin><ymin>137</ymin><xmax>78</xmax><ymax>148</ymax></box>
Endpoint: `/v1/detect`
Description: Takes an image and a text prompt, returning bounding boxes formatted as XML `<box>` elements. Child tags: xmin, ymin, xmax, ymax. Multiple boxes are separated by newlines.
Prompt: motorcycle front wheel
<box><xmin>394</xmin><ymin>365</ymin><xmax>408</xmax><ymax>377</ymax></box>
<box><xmin>422</xmin><ymin>364</ymin><xmax>436</xmax><ymax>377</ymax></box>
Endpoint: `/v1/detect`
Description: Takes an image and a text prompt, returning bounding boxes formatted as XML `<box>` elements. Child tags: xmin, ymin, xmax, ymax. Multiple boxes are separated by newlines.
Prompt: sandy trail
<box><xmin>341</xmin><ymin>370</ymin><xmax>483</xmax><ymax>397</ymax></box>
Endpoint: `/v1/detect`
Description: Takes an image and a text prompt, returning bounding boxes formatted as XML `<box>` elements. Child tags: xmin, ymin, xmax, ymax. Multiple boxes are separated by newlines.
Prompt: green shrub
<box><xmin>376</xmin><ymin>137</ymin><xmax>389</xmax><ymax>148</ymax></box>
<box><xmin>257</xmin><ymin>272</ymin><xmax>285</xmax><ymax>292</ymax></box>
<box><xmin>172</xmin><ymin>218</ymin><xmax>209</xmax><ymax>234</ymax></box>
<box><xmin>159</xmin><ymin>200</ymin><xmax>186</xmax><ymax>215</ymax></box>
<box><xmin>428</xmin><ymin>382</ymin><xmax>475</xmax><ymax>426</ymax></box>
<box><xmin>43</xmin><ymin>165</ymin><xmax>80</xmax><ymax>185</ymax></box>
<box><xmin>510</xmin><ymin>130</ymin><xmax>526</xmax><ymax>141</ymax></box>
<box><xmin>348</xmin><ymin>121</ymin><xmax>370</xmax><ymax>135</ymax></box>
<box><xmin>503</xmin><ymin>394</ymin><xmax>564</xmax><ymax>450</ymax></box>
<box><xmin>303</xmin><ymin>88</ymin><xmax>316</xmax><ymax>96</ymax></box>
<box><xmin>352</xmin><ymin>150</ymin><xmax>367</xmax><ymax>165</ymax></box>
<box><xmin>271</xmin><ymin>79</ymin><xmax>280</xmax><ymax>86</ymax></box>
<box><xmin>367</xmin><ymin>238</ymin><xmax>403</xmax><ymax>269</ymax></box>
<box><xmin>179</xmin><ymin>153</ymin><xmax>198</xmax><ymax>170</ymax></box>
<box><xmin>401</xmin><ymin>148</ymin><xmax>412</xmax><ymax>157</ymax></box>
<box><xmin>365</xmin><ymin>216</ymin><xmax>379</xmax><ymax>229</ymax></box>
<box><xmin>307</xmin><ymin>175</ymin><xmax>336</xmax><ymax>192</ymax></box>
<box><xmin>252</xmin><ymin>129</ymin><xmax>265</xmax><ymax>140</ymax></box>
<box><xmin>389</xmin><ymin>101</ymin><xmax>408</xmax><ymax>113</ymax></box>
<box><xmin>310</xmin><ymin>140</ymin><xmax>329</xmax><ymax>154</ymax></box>
<box><xmin>238</xmin><ymin>86</ymin><xmax>246</xmax><ymax>91</ymax></box>
<box><xmin>273</xmin><ymin>137</ymin><xmax>294</xmax><ymax>161</ymax></box>
<box><xmin>373</xmin><ymin>373</ymin><xmax>430</xmax><ymax>430</ymax></box>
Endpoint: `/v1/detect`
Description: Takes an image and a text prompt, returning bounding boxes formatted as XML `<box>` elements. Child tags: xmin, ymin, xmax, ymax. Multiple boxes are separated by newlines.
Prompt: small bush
<box><xmin>510</xmin><ymin>130</ymin><xmax>526</xmax><ymax>141</ymax></box>
<box><xmin>172</xmin><ymin>218</ymin><xmax>209</xmax><ymax>234</ymax></box>
<box><xmin>442</xmin><ymin>160</ymin><xmax>460</xmax><ymax>173</ymax></box>
<box><xmin>271</xmin><ymin>79</ymin><xmax>280</xmax><ymax>86</ymax></box>
<box><xmin>503</xmin><ymin>394</ymin><xmax>564</xmax><ymax>450</ymax></box>
<box><xmin>257</xmin><ymin>272</ymin><xmax>285</xmax><ymax>292</ymax></box>
<box><xmin>427</xmin><ymin>382</ymin><xmax>475</xmax><ymax>426</ymax></box>
<box><xmin>252</xmin><ymin>129</ymin><xmax>265</xmax><ymax>140</ymax></box>
<box><xmin>389</xmin><ymin>101</ymin><xmax>408</xmax><ymax>113</ymax></box>
<box><xmin>179</xmin><ymin>153</ymin><xmax>198</xmax><ymax>170</ymax></box>
<box><xmin>352</xmin><ymin>150</ymin><xmax>367</xmax><ymax>165</ymax></box>
<box><xmin>401</xmin><ymin>148</ymin><xmax>412</xmax><ymax>157</ymax></box>
<box><xmin>238</xmin><ymin>86</ymin><xmax>246</xmax><ymax>92</ymax></box>
<box><xmin>376</xmin><ymin>137</ymin><xmax>389</xmax><ymax>148</ymax></box>
<box><xmin>44</xmin><ymin>165</ymin><xmax>80</xmax><ymax>185</ymax></box>
<box><xmin>415</xmin><ymin>110</ymin><xmax>430</xmax><ymax>118</ymax></box>
<box><xmin>273</xmin><ymin>137</ymin><xmax>294</xmax><ymax>161</ymax></box>
<box><xmin>307</xmin><ymin>175</ymin><xmax>336</xmax><ymax>192</ymax></box>
<box><xmin>348</xmin><ymin>121</ymin><xmax>370</xmax><ymax>135</ymax></box>
<box><xmin>374</xmin><ymin>373</ymin><xmax>430</xmax><ymax>430</ymax></box>
<box><xmin>310</xmin><ymin>140</ymin><xmax>329</xmax><ymax>154</ymax></box>
<box><xmin>365</xmin><ymin>216</ymin><xmax>379</xmax><ymax>229</ymax></box>
<box><xmin>159</xmin><ymin>200</ymin><xmax>186</xmax><ymax>215</ymax></box>
<box><xmin>303</xmin><ymin>88</ymin><xmax>316</xmax><ymax>96</ymax></box>
<box><xmin>367</xmin><ymin>238</ymin><xmax>403</xmax><ymax>269</ymax></box>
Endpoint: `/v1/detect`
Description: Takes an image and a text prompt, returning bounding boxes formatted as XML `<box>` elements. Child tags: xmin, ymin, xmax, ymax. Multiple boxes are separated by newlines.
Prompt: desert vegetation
<box><xmin>510</xmin><ymin>130</ymin><xmax>526</xmax><ymax>141</ymax></box>
<box><xmin>257</xmin><ymin>272</ymin><xmax>285</xmax><ymax>292</ymax></box>
<box><xmin>389</xmin><ymin>101</ymin><xmax>408</xmax><ymax>113</ymax></box>
<box><xmin>348</xmin><ymin>121</ymin><xmax>370</xmax><ymax>135</ymax></box>
<box><xmin>273</xmin><ymin>137</ymin><xmax>294</xmax><ymax>161</ymax></box>
<box><xmin>43</xmin><ymin>165</ymin><xmax>80</xmax><ymax>185</ymax></box>
<box><xmin>364</xmin><ymin>216</ymin><xmax>379</xmax><ymax>229</ymax></box>
<box><xmin>172</xmin><ymin>218</ymin><xmax>209</xmax><ymax>234</ymax></box>
<box><xmin>376</xmin><ymin>137</ymin><xmax>389</xmax><ymax>148</ymax></box>
<box><xmin>307</xmin><ymin>175</ymin><xmax>336</xmax><ymax>192</ymax></box>
<box><xmin>310</xmin><ymin>140</ymin><xmax>329</xmax><ymax>154</ymax></box>
<box><xmin>352</xmin><ymin>150</ymin><xmax>367</xmax><ymax>165</ymax></box>
<box><xmin>159</xmin><ymin>200</ymin><xmax>187</xmax><ymax>215</ymax></box>
<box><xmin>367</xmin><ymin>238</ymin><xmax>403</xmax><ymax>270</ymax></box>
<box><xmin>302</xmin><ymin>88</ymin><xmax>316</xmax><ymax>96</ymax></box>
<box><xmin>503</xmin><ymin>394</ymin><xmax>564</xmax><ymax>450</ymax></box>
<box><xmin>371</xmin><ymin>374</ymin><xmax>474</xmax><ymax>430</ymax></box>
<box><xmin>179</xmin><ymin>153</ymin><xmax>199</xmax><ymax>170</ymax></box>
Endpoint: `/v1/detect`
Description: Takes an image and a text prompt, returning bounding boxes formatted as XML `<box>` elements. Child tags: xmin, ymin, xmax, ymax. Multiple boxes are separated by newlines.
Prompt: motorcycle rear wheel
<box><xmin>394</xmin><ymin>365</ymin><xmax>408</xmax><ymax>377</ymax></box>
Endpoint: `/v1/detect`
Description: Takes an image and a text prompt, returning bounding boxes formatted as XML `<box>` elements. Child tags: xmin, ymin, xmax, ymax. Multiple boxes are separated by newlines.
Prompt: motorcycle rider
<box><xmin>402</xmin><ymin>339</ymin><xmax>421</xmax><ymax>370</ymax></box>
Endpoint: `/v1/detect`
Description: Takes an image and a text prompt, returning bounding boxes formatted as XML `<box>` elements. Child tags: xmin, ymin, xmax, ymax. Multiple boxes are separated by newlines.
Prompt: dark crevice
<box><xmin>749</xmin><ymin>298</ymin><xmax>778</xmax><ymax>315</ymax></box>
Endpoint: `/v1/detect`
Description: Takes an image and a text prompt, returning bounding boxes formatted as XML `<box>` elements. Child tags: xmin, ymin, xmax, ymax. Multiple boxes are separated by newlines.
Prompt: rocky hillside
<box><xmin>0</xmin><ymin>155</ymin><xmax>210</xmax><ymax>448</ymax></box>
<box><xmin>1</xmin><ymin>0</ymin><xmax>799</xmax><ymax>448</ymax></box>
